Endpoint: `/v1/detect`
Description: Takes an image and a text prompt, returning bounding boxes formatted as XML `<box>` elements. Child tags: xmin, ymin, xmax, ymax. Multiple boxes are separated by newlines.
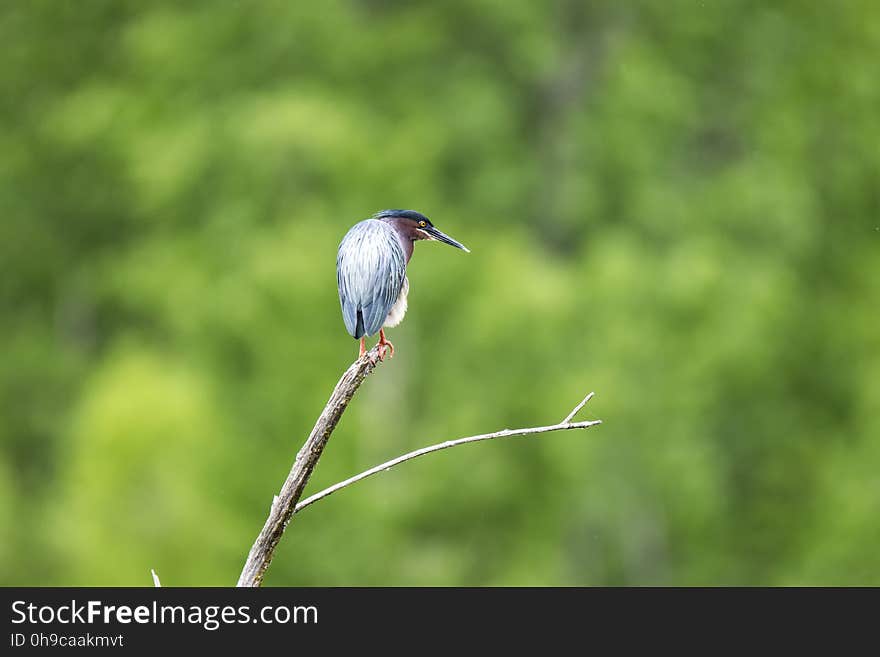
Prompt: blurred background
<box><xmin>1</xmin><ymin>0</ymin><xmax>878</xmax><ymax>586</ymax></box>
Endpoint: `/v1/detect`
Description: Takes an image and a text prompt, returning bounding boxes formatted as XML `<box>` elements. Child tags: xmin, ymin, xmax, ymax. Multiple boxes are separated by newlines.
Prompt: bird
<box><xmin>337</xmin><ymin>209</ymin><xmax>469</xmax><ymax>360</ymax></box>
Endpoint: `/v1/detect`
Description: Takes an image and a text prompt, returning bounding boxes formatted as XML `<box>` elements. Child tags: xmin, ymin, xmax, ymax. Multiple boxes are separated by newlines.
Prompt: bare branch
<box><xmin>561</xmin><ymin>391</ymin><xmax>595</xmax><ymax>424</ymax></box>
<box><xmin>295</xmin><ymin>396</ymin><xmax>601</xmax><ymax>515</ymax></box>
<box><xmin>236</xmin><ymin>347</ymin><xmax>386</xmax><ymax>587</ymax></box>
<box><xmin>236</xmin><ymin>346</ymin><xmax>600</xmax><ymax>587</ymax></box>
<box><xmin>151</xmin><ymin>569</ymin><xmax>161</xmax><ymax>587</ymax></box>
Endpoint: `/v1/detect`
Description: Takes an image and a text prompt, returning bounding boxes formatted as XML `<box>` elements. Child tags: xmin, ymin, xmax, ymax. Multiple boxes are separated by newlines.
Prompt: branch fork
<box><xmin>236</xmin><ymin>347</ymin><xmax>601</xmax><ymax>587</ymax></box>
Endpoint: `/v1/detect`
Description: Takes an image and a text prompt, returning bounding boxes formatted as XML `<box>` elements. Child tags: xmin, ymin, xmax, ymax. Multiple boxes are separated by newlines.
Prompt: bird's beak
<box><xmin>424</xmin><ymin>226</ymin><xmax>470</xmax><ymax>253</ymax></box>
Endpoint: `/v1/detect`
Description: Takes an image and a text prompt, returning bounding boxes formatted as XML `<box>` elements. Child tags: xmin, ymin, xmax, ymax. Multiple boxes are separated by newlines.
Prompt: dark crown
<box><xmin>373</xmin><ymin>209</ymin><xmax>431</xmax><ymax>225</ymax></box>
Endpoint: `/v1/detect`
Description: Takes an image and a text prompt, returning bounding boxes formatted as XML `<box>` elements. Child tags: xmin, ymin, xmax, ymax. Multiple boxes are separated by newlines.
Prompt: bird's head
<box><xmin>374</xmin><ymin>209</ymin><xmax>470</xmax><ymax>253</ymax></box>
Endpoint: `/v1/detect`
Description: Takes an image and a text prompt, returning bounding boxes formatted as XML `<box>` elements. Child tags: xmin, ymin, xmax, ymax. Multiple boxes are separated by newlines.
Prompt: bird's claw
<box><xmin>377</xmin><ymin>340</ymin><xmax>394</xmax><ymax>361</ymax></box>
<box><xmin>377</xmin><ymin>330</ymin><xmax>394</xmax><ymax>361</ymax></box>
<box><xmin>358</xmin><ymin>334</ymin><xmax>394</xmax><ymax>363</ymax></box>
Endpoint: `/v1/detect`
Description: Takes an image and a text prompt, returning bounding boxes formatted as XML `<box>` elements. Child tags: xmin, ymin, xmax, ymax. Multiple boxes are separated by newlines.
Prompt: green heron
<box><xmin>337</xmin><ymin>209</ymin><xmax>469</xmax><ymax>360</ymax></box>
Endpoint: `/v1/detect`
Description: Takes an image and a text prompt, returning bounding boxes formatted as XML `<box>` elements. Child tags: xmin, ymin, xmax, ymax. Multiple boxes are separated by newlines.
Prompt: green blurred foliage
<box><xmin>1</xmin><ymin>0</ymin><xmax>878</xmax><ymax>585</ymax></box>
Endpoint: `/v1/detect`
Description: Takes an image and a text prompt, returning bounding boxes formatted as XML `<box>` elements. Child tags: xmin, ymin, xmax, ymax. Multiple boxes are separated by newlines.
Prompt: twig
<box><xmin>236</xmin><ymin>346</ymin><xmax>386</xmax><ymax>587</ymax></box>
<box><xmin>294</xmin><ymin>393</ymin><xmax>601</xmax><ymax>515</ymax></box>
<box><xmin>151</xmin><ymin>569</ymin><xmax>161</xmax><ymax>587</ymax></box>
<box><xmin>561</xmin><ymin>391</ymin><xmax>595</xmax><ymax>424</ymax></box>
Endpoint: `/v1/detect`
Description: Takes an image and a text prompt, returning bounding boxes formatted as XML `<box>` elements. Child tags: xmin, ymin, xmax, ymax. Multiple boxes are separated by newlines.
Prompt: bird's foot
<box><xmin>358</xmin><ymin>337</ymin><xmax>366</xmax><ymax>359</ymax></box>
<box><xmin>377</xmin><ymin>330</ymin><xmax>395</xmax><ymax>361</ymax></box>
<box><xmin>377</xmin><ymin>343</ymin><xmax>394</xmax><ymax>361</ymax></box>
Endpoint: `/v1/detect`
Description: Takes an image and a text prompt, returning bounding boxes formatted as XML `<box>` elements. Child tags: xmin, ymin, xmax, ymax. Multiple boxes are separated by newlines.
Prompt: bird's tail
<box><xmin>354</xmin><ymin>309</ymin><xmax>365</xmax><ymax>339</ymax></box>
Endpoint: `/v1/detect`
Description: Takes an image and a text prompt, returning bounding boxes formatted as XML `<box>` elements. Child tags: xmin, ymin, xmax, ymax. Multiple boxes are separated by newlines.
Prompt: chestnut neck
<box><xmin>380</xmin><ymin>217</ymin><xmax>424</xmax><ymax>263</ymax></box>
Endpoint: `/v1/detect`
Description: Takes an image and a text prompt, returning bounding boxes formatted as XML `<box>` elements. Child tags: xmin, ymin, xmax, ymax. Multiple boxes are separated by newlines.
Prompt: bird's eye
<box><xmin>419</xmin><ymin>220</ymin><xmax>427</xmax><ymax>227</ymax></box>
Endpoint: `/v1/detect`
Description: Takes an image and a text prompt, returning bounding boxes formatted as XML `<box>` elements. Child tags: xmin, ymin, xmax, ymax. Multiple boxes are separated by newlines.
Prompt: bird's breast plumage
<box><xmin>337</xmin><ymin>220</ymin><xmax>408</xmax><ymax>339</ymax></box>
<box><xmin>383</xmin><ymin>275</ymin><xmax>409</xmax><ymax>329</ymax></box>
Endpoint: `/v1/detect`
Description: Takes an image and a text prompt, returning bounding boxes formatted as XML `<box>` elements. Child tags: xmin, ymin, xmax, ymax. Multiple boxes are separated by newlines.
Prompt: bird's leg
<box><xmin>358</xmin><ymin>337</ymin><xmax>366</xmax><ymax>358</ymax></box>
<box><xmin>377</xmin><ymin>329</ymin><xmax>395</xmax><ymax>360</ymax></box>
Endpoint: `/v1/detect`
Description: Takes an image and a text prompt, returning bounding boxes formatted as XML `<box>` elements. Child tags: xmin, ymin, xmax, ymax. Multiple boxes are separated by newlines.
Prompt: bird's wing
<box><xmin>337</xmin><ymin>220</ymin><xmax>407</xmax><ymax>339</ymax></box>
